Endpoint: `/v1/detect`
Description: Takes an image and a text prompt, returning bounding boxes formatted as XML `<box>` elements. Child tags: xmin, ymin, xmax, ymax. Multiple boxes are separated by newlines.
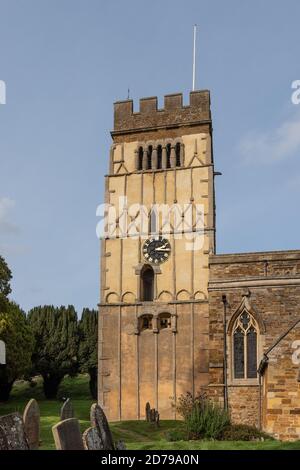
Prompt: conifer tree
<box><xmin>78</xmin><ymin>308</ymin><xmax>98</xmax><ymax>399</ymax></box>
<box><xmin>0</xmin><ymin>255</ymin><xmax>12</xmax><ymax>312</ymax></box>
<box><xmin>28</xmin><ymin>305</ymin><xmax>79</xmax><ymax>399</ymax></box>
<box><xmin>0</xmin><ymin>302</ymin><xmax>34</xmax><ymax>401</ymax></box>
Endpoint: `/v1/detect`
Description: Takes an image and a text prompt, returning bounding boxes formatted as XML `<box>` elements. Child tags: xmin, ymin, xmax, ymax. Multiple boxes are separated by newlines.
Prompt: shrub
<box><xmin>176</xmin><ymin>391</ymin><xmax>207</xmax><ymax>420</ymax></box>
<box><xmin>221</xmin><ymin>424</ymin><xmax>273</xmax><ymax>441</ymax></box>
<box><xmin>177</xmin><ymin>391</ymin><xmax>230</xmax><ymax>440</ymax></box>
<box><xmin>187</xmin><ymin>400</ymin><xmax>230</xmax><ymax>440</ymax></box>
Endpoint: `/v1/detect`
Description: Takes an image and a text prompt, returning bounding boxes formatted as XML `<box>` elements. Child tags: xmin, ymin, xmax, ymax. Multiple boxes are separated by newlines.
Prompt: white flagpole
<box><xmin>192</xmin><ymin>24</ymin><xmax>197</xmax><ymax>91</ymax></box>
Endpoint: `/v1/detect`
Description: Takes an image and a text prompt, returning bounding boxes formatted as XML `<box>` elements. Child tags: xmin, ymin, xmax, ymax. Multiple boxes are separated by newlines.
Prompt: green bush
<box><xmin>221</xmin><ymin>424</ymin><xmax>273</xmax><ymax>441</ymax></box>
<box><xmin>176</xmin><ymin>391</ymin><xmax>206</xmax><ymax>419</ymax></box>
<box><xmin>177</xmin><ymin>392</ymin><xmax>230</xmax><ymax>440</ymax></box>
<box><xmin>186</xmin><ymin>400</ymin><xmax>230</xmax><ymax>440</ymax></box>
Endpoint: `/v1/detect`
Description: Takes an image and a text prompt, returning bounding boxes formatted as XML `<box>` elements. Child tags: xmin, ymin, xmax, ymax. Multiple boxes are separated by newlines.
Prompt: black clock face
<box><xmin>142</xmin><ymin>237</ymin><xmax>171</xmax><ymax>264</ymax></box>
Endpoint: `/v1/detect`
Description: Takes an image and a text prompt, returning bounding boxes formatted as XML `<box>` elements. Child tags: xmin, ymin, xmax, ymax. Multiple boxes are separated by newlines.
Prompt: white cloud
<box><xmin>238</xmin><ymin>112</ymin><xmax>300</xmax><ymax>165</ymax></box>
<box><xmin>0</xmin><ymin>197</ymin><xmax>20</xmax><ymax>235</ymax></box>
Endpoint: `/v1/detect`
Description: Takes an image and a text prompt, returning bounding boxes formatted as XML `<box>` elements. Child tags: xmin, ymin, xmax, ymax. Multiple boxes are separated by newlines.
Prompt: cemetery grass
<box><xmin>0</xmin><ymin>375</ymin><xmax>300</xmax><ymax>450</ymax></box>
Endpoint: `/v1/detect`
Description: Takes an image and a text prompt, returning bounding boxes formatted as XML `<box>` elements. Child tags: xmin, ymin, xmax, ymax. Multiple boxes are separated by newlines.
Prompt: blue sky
<box><xmin>0</xmin><ymin>0</ymin><xmax>300</xmax><ymax>313</ymax></box>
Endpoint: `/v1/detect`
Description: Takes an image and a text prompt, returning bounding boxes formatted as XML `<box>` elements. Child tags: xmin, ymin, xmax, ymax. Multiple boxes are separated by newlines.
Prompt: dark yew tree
<box><xmin>0</xmin><ymin>302</ymin><xmax>34</xmax><ymax>401</ymax></box>
<box><xmin>0</xmin><ymin>255</ymin><xmax>12</xmax><ymax>312</ymax></box>
<box><xmin>28</xmin><ymin>305</ymin><xmax>79</xmax><ymax>399</ymax></box>
<box><xmin>78</xmin><ymin>308</ymin><xmax>98</xmax><ymax>399</ymax></box>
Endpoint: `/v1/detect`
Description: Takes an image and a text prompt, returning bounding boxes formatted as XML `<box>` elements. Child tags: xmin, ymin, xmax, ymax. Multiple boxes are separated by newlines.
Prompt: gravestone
<box><xmin>90</xmin><ymin>403</ymin><xmax>114</xmax><ymax>450</ymax></box>
<box><xmin>150</xmin><ymin>408</ymin><xmax>156</xmax><ymax>422</ymax></box>
<box><xmin>0</xmin><ymin>340</ymin><xmax>5</xmax><ymax>365</ymax></box>
<box><xmin>155</xmin><ymin>410</ymin><xmax>160</xmax><ymax>427</ymax></box>
<box><xmin>60</xmin><ymin>398</ymin><xmax>74</xmax><ymax>421</ymax></box>
<box><xmin>115</xmin><ymin>440</ymin><xmax>127</xmax><ymax>450</ymax></box>
<box><xmin>0</xmin><ymin>413</ymin><xmax>29</xmax><ymax>450</ymax></box>
<box><xmin>52</xmin><ymin>418</ymin><xmax>84</xmax><ymax>450</ymax></box>
<box><xmin>145</xmin><ymin>402</ymin><xmax>151</xmax><ymax>422</ymax></box>
<box><xmin>23</xmin><ymin>398</ymin><xmax>40</xmax><ymax>449</ymax></box>
<box><xmin>0</xmin><ymin>426</ymin><xmax>8</xmax><ymax>449</ymax></box>
<box><xmin>82</xmin><ymin>427</ymin><xmax>104</xmax><ymax>450</ymax></box>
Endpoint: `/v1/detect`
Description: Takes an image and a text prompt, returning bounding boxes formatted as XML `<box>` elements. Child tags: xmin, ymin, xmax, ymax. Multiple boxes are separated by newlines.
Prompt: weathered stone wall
<box><xmin>113</xmin><ymin>91</ymin><xmax>211</xmax><ymax>134</ymax></box>
<box><xmin>98</xmin><ymin>301</ymin><xmax>210</xmax><ymax>421</ymax></box>
<box><xmin>263</xmin><ymin>325</ymin><xmax>300</xmax><ymax>440</ymax></box>
<box><xmin>208</xmin><ymin>250</ymin><xmax>300</xmax><ymax>436</ymax></box>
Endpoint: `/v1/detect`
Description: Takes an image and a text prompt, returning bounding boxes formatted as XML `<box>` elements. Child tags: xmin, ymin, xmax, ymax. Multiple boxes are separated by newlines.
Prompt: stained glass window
<box><xmin>234</xmin><ymin>328</ymin><xmax>244</xmax><ymax>378</ymax></box>
<box><xmin>247</xmin><ymin>327</ymin><xmax>257</xmax><ymax>378</ymax></box>
<box><xmin>233</xmin><ymin>311</ymin><xmax>258</xmax><ymax>379</ymax></box>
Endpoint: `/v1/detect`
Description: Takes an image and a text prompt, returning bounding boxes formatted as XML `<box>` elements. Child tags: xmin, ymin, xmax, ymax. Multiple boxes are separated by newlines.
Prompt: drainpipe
<box><xmin>257</xmin><ymin>354</ymin><xmax>268</xmax><ymax>430</ymax></box>
<box><xmin>222</xmin><ymin>295</ymin><xmax>229</xmax><ymax>411</ymax></box>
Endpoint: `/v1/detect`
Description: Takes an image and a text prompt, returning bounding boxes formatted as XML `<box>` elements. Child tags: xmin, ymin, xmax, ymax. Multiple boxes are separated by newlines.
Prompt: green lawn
<box><xmin>0</xmin><ymin>375</ymin><xmax>299</xmax><ymax>450</ymax></box>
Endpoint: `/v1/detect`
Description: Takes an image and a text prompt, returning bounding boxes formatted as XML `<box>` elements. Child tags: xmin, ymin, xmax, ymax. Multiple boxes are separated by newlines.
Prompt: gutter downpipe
<box><xmin>222</xmin><ymin>295</ymin><xmax>229</xmax><ymax>411</ymax></box>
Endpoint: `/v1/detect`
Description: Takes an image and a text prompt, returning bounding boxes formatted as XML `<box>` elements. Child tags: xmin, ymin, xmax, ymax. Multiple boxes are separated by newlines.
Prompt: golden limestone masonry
<box><xmin>98</xmin><ymin>90</ymin><xmax>300</xmax><ymax>440</ymax></box>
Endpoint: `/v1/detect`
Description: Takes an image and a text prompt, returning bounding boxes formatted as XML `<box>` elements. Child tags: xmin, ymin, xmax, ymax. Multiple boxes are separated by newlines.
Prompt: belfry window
<box><xmin>166</xmin><ymin>143</ymin><xmax>171</xmax><ymax>168</ymax></box>
<box><xmin>147</xmin><ymin>146</ymin><xmax>152</xmax><ymax>170</ymax></box>
<box><xmin>157</xmin><ymin>145</ymin><xmax>162</xmax><ymax>169</ymax></box>
<box><xmin>138</xmin><ymin>146</ymin><xmax>143</xmax><ymax>170</ymax></box>
<box><xmin>175</xmin><ymin>142</ymin><xmax>181</xmax><ymax>166</ymax></box>
<box><xmin>141</xmin><ymin>265</ymin><xmax>154</xmax><ymax>301</ymax></box>
<box><xmin>159</xmin><ymin>313</ymin><xmax>171</xmax><ymax>330</ymax></box>
<box><xmin>140</xmin><ymin>314</ymin><xmax>153</xmax><ymax>331</ymax></box>
<box><xmin>233</xmin><ymin>311</ymin><xmax>258</xmax><ymax>379</ymax></box>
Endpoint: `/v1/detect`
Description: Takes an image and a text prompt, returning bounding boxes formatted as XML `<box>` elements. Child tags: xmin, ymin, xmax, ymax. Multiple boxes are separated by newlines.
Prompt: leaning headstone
<box><xmin>90</xmin><ymin>403</ymin><xmax>114</xmax><ymax>450</ymax></box>
<box><xmin>115</xmin><ymin>440</ymin><xmax>127</xmax><ymax>450</ymax></box>
<box><xmin>150</xmin><ymin>408</ymin><xmax>156</xmax><ymax>422</ymax></box>
<box><xmin>52</xmin><ymin>418</ymin><xmax>84</xmax><ymax>450</ymax></box>
<box><xmin>23</xmin><ymin>398</ymin><xmax>40</xmax><ymax>449</ymax></box>
<box><xmin>0</xmin><ymin>426</ymin><xmax>8</xmax><ymax>450</ymax></box>
<box><xmin>0</xmin><ymin>413</ymin><xmax>29</xmax><ymax>450</ymax></box>
<box><xmin>0</xmin><ymin>340</ymin><xmax>5</xmax><ymax>365</ymax></box>
<box><xmin>145</xmin><ymin>402</ymin><xmax>151</xmax><ymax>422</ymax></box>
<box><xmin>82</xmin><ymin>427</ymin><xmax>104</xmax><ymax>450</ymax></box>
<box><xmin>60</xmin><ymin>398</ymin><xmax>74</xmax><ymax>421</ymax></box>
<box><xmin>155</xmin><ymin>410</ymin><xmax>160</xmax><ymax>427</ymax></box>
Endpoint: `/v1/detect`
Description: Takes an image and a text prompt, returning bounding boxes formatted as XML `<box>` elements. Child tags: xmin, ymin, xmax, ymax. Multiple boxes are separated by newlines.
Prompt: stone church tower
<box><xmin>98</xmin><ymin>91</ymin><xmax>216</xmax><ymax>420</ymax></box>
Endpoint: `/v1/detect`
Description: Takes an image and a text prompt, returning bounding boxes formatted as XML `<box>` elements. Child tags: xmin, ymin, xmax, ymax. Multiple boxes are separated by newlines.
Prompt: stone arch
<box><xmin>193</xmin><ymin>290</ymin><xmax>207</xmax><ymax>301</ymax></box>
<box><xmin>176</xmin><ymin>289</ymin><xmax>191</xmax><ymax>301</ymax></box>
<box><xmin>157</xmin><ymin>290</ymin><xmax>173</xmax><ymax>302</ymax></box>
<box><xmin>122</xmin><ymin>291</ymin><xmax>136</xmax><ymax>303</ymax></box>
<box><xmin>105</xmin><ymin>292</ymin><xmax>120</xmax><ymax>303</ymax></box>
<box><xmin>173</xmin><ymin>138</ymin><xmax>184</xmax><ymax>167</ymax></box>
<box><xmin>227</xmin><ymin>295</ymin><xmax>265</xmax><ymax>335</ymax></box>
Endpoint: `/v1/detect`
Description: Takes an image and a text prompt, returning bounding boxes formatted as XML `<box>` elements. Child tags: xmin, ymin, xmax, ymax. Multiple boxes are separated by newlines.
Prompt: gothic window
<box><xmin>233</xmin><ymin>311</ymin><xmax>258</xmax><ymax>379</ymax></box>
<box><xmin>140</xmin><ymin>314</ymin><xmax>153</xmax><ymax>331</ymax></box>
<box><xmin>138</xmin><ymin>146</ymin><xmax>143</xmax><ymax>170</ymax></box>
<box><xmin>141</xmin><ymin>265</ymin><xmax>154</xmax><ymax>301</ymax></box>
<box><xmin>157</xmin><ymin>145</ymin><xmax>162</xmax><ymax>169</ymax></box>
<box><xmin>158</xmin><ymin>313</ymin><xmax>171</xmax><ymax>330</ymax></box>
<box><xmin>166</xmin><ymin>143</ymin><xmax>171</xmax><ymax>168</ymax></box>
<box><xmin>175</xmin><ymin>142</ymin><xmax>181</xmax><ymax>166</ymax></box>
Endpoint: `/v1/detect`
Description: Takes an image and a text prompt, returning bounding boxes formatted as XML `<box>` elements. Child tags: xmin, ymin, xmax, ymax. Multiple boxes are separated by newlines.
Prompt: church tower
<box><xmin>98</xmin><ymin>90</ymin><xmax>215</xmax><ymax>420</ymax></box>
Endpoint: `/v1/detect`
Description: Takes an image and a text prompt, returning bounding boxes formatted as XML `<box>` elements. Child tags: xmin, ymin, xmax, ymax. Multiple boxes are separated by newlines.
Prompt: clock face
<box><xmin>142</xmin><ymin>237</ymin><xmax>171</xmax><ymax>264</ymax></box>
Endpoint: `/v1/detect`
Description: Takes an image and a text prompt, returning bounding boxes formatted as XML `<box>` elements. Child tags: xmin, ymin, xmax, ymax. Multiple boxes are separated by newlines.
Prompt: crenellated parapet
<box><xmin>113</xmin><ymin>90</ymin><xmax>211</xmax><ymax>133</ymax></box>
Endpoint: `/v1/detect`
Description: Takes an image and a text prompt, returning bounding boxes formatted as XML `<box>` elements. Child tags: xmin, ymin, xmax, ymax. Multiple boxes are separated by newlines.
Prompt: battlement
<box><xmin>113</xmin><ymin>90</ymin><xmax>211</xmax><ymax>133</ymax></box>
